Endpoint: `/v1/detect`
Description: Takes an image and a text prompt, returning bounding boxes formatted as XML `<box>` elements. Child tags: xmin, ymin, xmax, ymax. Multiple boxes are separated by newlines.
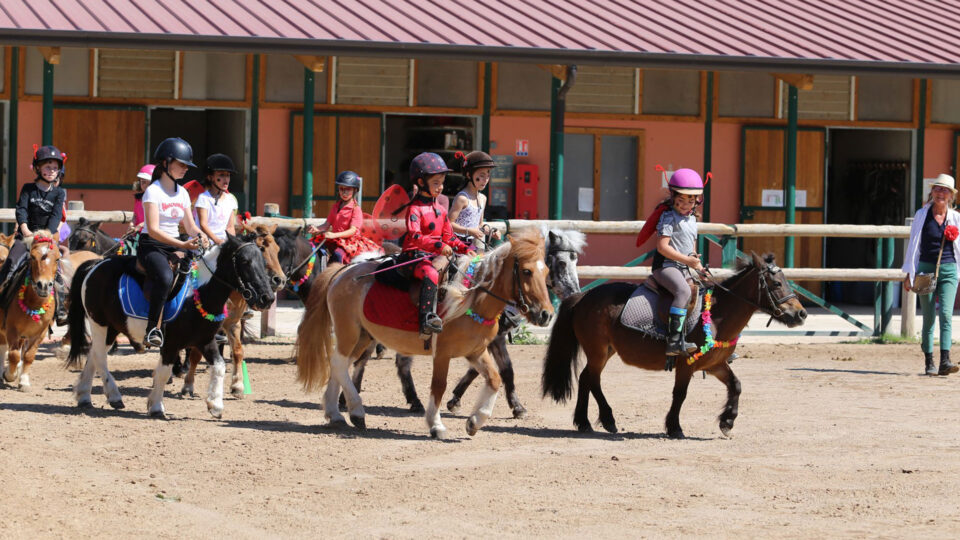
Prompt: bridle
<box><xmin>199</xmin><ymin>241</ymin><xmax>264</xmax><ymax>302</ymax></box>
<box><xmin>71</xmin><ymin>225</ymin><xmax>130</xmax><ymax>256</ymax></box>
<box><xmin>459</xmin><ymin>255</ymin><xmax>533</xmax><ymax>314</ymax></box>
<box><xmin>700</xmin><ymin>262</ymin><xmax>797</xmax><ymax>319</ymax></box>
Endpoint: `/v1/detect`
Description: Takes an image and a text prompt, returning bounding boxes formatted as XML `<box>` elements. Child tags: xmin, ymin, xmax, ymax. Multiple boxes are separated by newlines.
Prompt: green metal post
<box><xmin>302</xmin><ymin>68</ymin><xmax>315</xmax><ymax>218</ymax></box>
<box><xmin>883</xmin><ymin>237</ymin><xmax>894</xmax><ymax>334</ymax></box>
<box><xmin>721</xmin><ymin>236</ymin><xmax>737</xmax><ymax>268</ymax></box>
<box><xmin>42</xmin><ymin>59</ymin><xmax>54</xmax><ymax>145</ymax></box>
<box><xmin>7</xmin><ymin>47</ymin><xmax>19</xmax><ymax>234</ymax></box>
<box><xmin>874</xmin><ymin>238</ymin><xmax>882</xmax><ymax>336</ymax></box>
<box><xmin>914</xmin><ymin>79</ymin><xmax>927</xmax><ymax>210</ymax></box>
<box><xmin>699</xmin><ymin>72</ymin><xmax>714</xmax><ymax>265</ymax></box>
<box><xmin>248</xmin><ymin>55</ymin><xmax>260</xmax><ymax>214</ymax></box>
<box><xmin>784</xmin><ymin>84</ymin><xmax>799</xmax><ymax>268</ymax></box>
<box><xmin>481</xmin><ymin>63</ymin><xmax>492</xmax><ymax>153</ymax></box>
<box><xmin>549</xmin><ymin>76</ymin><xmax>564</xmax><ymax>220</ymax></box>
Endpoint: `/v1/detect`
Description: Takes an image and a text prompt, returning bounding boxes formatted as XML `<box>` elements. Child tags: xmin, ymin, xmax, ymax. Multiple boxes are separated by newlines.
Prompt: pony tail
<box><xmin>294</xmin><ymin>263</ymin><xmax>340</xmax><ymax>391</ymax></box>
<box><xmin>65</xmin><ymin>260</ymin><xmax>98</xmax><ymax>369</ymax></box>
<box><xmin>541</xmin><ymin>292</ymin><xmax>585</xmax><ymax>403</ymax></box>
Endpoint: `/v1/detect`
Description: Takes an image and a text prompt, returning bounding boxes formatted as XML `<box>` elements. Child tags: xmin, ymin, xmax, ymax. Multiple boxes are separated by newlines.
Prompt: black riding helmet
<box><xmin>205</xmin><ymin>153</ymin><xmax>236</xmax><ymax>175</ymax></box>
<box><xmin>153</xmin><ymin>137</ymin><xmax>196</xmax><ymax>167</ymax></box>
<box><xmin>33</xmin><ymin>144</ymin><xmax>66</xmax><ymax>181</ymax></box>
<box><xmin>335</xmin><ymin>170</ymin><xmax>362</xmax><ymax>190</ymax></box>
<box><xmin>462</xmin><ymin>150</ymin><xmax>495</xmax><ymax>172</ymax></box>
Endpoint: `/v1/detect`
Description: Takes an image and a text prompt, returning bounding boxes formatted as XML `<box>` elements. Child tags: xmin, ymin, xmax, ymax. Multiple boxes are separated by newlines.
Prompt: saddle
<box><xmin>619</xmin><ymin>275</ymin><xmax>703</xmax><ymax>340</ymax></box>
<box><xmin>643</xmin><ymin>272</ymin><xmax>700</xmax><ymax>324</ymax></box>
<box><xmin>365</xmin><ymin>253</ymin><xmax>459</xmax><ymax>332</ymax></box>
<box><xmin>116</xmin><ymin>254</ymin><xmax>194</xmax><ymax>322</ymax></box>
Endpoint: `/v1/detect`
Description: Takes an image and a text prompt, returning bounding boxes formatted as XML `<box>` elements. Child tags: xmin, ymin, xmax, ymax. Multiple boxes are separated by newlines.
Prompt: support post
<box><xmin>302</xmin><ymin>68</ymin><xmax>315</xmax><ymax>218</ymax></box>
<box><xmin>784</xmin><ymin>84</ymin><xmax>798</xmax><ymax>268</ymax></box>
<box><xmin>699</xmin><ymin>71</ymin><xmax>714</xmax><ymax>266</ymax></box>
<box><xmin>259</xmin><ymin>300</ymin><xmax>277</xmax><ymax>338</ymax></box>
<box><xmin>248</xmin><ymin>55</ymin><xmax>260</xmax><ymax>214</ymax></box>
<box><xmin>42</xmin><ymin>59</ymin><xmax>54</xmax><ymax>145</ymax></box>
<box><xmin>481</xmin><ymin>62</ymin><xmax>492</xmax><ymax>153</ymax></box>
<box><xmin>874</xmin><ymin>238</ymin><xmax>882</xmax><ymax>336</ymax></box>
<box><xmin>548</xmin><ymin>76</ymin><xmax>564</xmax><ymax>220</ymax></box>
<box><xmin>7</xmin><ymin>47</ymin><xmax>18</xmax><ymax>234</ymax></box>
<box><xmin>721</xmin><ymin>236</ymin><xmax>737</xmax><ymax>268</ymax></box>
<box><xmin>902</xmin><ymin>288</ymin><xmax>917</xmax><ymax>338</ymax></box>
<box><xmin>914</xmin><ymin>79</ymin><xmax>927</xmax><ymax>210</ymax></box>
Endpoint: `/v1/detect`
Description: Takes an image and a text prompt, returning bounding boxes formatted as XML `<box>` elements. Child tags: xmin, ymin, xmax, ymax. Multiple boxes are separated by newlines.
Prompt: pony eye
<box><xmin>523</xmin><ymin>269</ymin><xmax>533</xmax><ymax>277</ymax></box>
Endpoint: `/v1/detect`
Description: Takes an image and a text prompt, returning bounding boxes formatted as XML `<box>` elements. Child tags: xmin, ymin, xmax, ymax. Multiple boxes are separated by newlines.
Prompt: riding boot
<box><xmin>665</xmin><ymin>309</ymin><xmax>697</xmax><ymax>357</ymax></box>
<box><xmin>54</xmin><ymin>271</ymin><xmax>68</xmax><ymax>326</ymax></box>
<box><xmin>924</xmin><ymin>351</ymin><xmax>937</xmax><ymax>376</ymax></box>
<box><xmin>418</xmin><ymin>280</ymin><xmax>443</xmax><ymax>339</ymax></box>
<box><xmin>939</xmin><ymin>349</ymin><xmax>958</xmax><ymax>376</ymax></box>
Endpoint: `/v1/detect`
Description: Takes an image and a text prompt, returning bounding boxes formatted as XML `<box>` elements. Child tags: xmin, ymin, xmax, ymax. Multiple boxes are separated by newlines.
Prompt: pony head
<box><xmin>241</xmin><ymin>222</ymin><xmax>286</xmax><ymax>292</ymax></box>
<box><xmin>27</xmin><ymin>231</ymin><xmax>61</xmax><ymax>298</ymax></box>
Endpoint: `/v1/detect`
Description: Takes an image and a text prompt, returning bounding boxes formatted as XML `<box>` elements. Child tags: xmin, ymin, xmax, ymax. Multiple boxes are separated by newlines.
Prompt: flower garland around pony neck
<box><xmin>191</xmin><ymin>261</ymin><xmax>227</xmax><ymax>322</ymax></box>
<box><xmin>460</xmin><ymin>254</ymin><xmax>498</xmax><ymax>326</ymax></box>
<box><xmin>687</xmin><ymin>290</ymin><xmax>739</xmax><ymax>364</ymax></box>
<box><xmin>291</xmin><ymin>253</ymin><xmax>316</xmax><ymax>293</ymax></box>
<box><xmin>18</xmin><ymin>272</ymin><xmax>53</xmax><ymax>323</ymax></box>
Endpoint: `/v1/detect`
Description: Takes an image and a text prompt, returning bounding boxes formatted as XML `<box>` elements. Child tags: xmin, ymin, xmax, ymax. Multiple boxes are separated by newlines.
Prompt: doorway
<box><xmin>384</xmin><ymin>114</ymin><xmax>477</xmax><ymax>196</ymax></box>
<box><xmin>149</xmin><ymin>108</ymin><xmax>247</xmax><ymax>209</ymax></box>
<box><xmin>825</xmin><ymin>128</ymin><xmax>911</xmax><ymax>304</ymax></box>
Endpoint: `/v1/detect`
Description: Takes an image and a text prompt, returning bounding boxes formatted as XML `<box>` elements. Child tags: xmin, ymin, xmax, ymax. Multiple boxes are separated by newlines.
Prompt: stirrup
<box><xmin>419</xmin><ymin>313</ymin><xmax>443</xmax><ymax>338</ymax></box>
<box><xmin>241</xmin><ymin>309</ymin><xmax>255</xmax><ymax>321</ymax></box>
<box><xmin>146</xmin><ymin>327</ymin><xmax>164</xmax><ymax>348</ymax></box>
<box><xmin>215</xmin><ymin>330</ymin><xmax>229</xmax><ymax>345</ymax></box>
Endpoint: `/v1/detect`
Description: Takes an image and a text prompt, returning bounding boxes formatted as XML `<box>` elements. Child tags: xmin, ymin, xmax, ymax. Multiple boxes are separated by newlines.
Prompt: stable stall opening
<box><xmin>825</xmin><ymin>128</ymin><xmax>911</xmax><ymax>305</ymax></box>
<box><xmin>384</xmin><ymin>114</ymin><xmax>476</xmax><ymax>196</ymax></box>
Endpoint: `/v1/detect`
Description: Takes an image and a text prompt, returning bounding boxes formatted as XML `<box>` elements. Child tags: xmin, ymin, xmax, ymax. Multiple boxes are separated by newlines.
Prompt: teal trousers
<box><xmin>918</xmin><ymin>261</ymin><xmax>958</xmax><ymax>353</ymax></box>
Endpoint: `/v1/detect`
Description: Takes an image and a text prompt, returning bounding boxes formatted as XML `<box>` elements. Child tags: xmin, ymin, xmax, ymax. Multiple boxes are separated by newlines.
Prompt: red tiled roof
<box><xmin>1</xmin><ymin>0</ymin><xmax>958</xmax><ymax>75</ymax></box>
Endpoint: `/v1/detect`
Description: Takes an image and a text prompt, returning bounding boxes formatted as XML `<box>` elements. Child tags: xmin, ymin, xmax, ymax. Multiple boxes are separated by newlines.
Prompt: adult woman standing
<box><xmin>903</xmin><ymin>174</ymin><xmax>960</xmax><ymax>376</ymax></box>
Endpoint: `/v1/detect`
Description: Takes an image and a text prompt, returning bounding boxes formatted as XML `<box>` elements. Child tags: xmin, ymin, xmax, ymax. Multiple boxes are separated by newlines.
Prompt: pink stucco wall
<box><xmin>257</xmin><ymin>109</ymin><xmax>291</xmax><ymax>214</ymax></box>
<box><xmin>924</xmin><ymin>128</ymin><xmax>955</xmax><ymax>178</ymax></box>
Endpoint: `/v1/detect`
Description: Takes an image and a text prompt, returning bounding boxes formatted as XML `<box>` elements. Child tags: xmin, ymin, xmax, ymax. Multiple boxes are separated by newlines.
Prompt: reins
<box><xmin>198</xmin><ymin>241</ymin><xmax>262</xmax><ymax>301</ymax></box>
<box><xmin>450</xmin><ymin>253</ymin><xmax>531</xmax><ymax>314</ymax></box>
<box><xmin>698</xmin><ymin>262</ymin><xmax>797</xmax><ymax>320</ymax></box>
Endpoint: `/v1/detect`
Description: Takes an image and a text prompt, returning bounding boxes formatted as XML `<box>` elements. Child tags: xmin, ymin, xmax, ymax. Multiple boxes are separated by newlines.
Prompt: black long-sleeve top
<box><xmin>15</xmin><ymin>182</ymin><xmax>66</xmax><ymax>235</ymax></box>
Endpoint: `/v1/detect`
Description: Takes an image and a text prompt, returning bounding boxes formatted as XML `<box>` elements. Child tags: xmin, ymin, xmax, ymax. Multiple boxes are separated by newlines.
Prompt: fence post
<box><xmin>721</xmin><ymin>236</ymin><xmax>737</xmax><ymax>268</ymax></box>
<box><xmin>260</xmin><ymin>201</ymin><xmax>280</xmax><ymax>338</ymax></box>
<box><xmin>874</xmin><ymin>238</ymin><xmax>882</xmax><ymax>336</ymax></box>
<box><xmin>902</xmin><ymin>288</ymin><xmax>916</xmax><ymax>338</ymax></box>
<box><xmin>263</xmin><ymin>203</ymin><xmax>280</xmax><ymax>217</ymax></box>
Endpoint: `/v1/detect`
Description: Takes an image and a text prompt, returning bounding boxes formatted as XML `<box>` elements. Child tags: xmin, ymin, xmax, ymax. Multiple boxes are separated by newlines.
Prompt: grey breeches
<box><xmin>652</xmin><ymin>266</ymin><xmax>690</xmax><ymax>310</ymax></box>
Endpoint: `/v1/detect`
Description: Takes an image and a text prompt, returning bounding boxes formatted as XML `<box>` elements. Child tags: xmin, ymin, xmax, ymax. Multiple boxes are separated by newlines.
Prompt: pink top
<box><xmin>325</xmin><ymin>200</ymin><xmax>363</xmax><ymax>233</ymax></box>
<box><xmin>133</xmin><ymin>197</ymin><xmax>144</xmax><ymax>225</ymax></box>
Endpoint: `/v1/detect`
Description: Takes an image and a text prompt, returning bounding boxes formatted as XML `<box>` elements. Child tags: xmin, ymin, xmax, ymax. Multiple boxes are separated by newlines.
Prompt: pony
<box><xmin>0</xmin><ymin>232</ymin><xmax>61</xmax><ymax>390</ymax></box>
<box><xmin>295</xmin><ymin>228</ymin><xmax>554</xmax><ymax>439</ymax></box>
<box><xmin>68</xmin><ymin>218</ymin><xmax>120</xmax><ymax>255</ymax></box>
<box><xmin>347</xmin><ymin>228</ymin><xmax>587</xmax><ymax>418</ymax></box>
<box><xmin>542</xmin><ymin>253</ymin><xmax>807</xmax><ymax>438</ymax></box>
<box><xmin>0</xmin><ymin>233</ymin><xmax>15</xmax><ymax>268</ymax></box>
<box><xmin>180</xmin><ymin>223</ymin><xmax>287</xmax><ymax>398</ymax></box>
<box><xmin>66</xmin><ymin>234</ymin><xmax>276</xmax><ymax>418</ymax></box>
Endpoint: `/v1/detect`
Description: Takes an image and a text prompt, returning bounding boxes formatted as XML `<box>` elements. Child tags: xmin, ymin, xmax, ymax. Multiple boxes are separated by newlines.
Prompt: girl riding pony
<box><xmin>310</xmin><ymin>171</ymin><xmax>381</xmax><ymax>263</ymax></box>
<box><xmin>449</xmin><ymin>151</ymin><xmax>501</xmax><ymax>251</ymax></box>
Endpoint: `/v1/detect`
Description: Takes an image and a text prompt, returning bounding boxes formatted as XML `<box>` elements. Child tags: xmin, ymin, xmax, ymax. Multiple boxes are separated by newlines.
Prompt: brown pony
<box><xmin>181</xmin><ymin>223</ymin><xmax>287</xmax><ymax>398</ymax></box>
<box><xmin>295</xmin><ymin>228</ymin><xmax>553</xmax><ymax>439</ymax></box>
<box><xmin>542</xmin><ymin>253</ymin><xmax>807</xmax><ymax>438</ymax></box>
<box><xmin>0</xmin><ymin>233</ymin><xmax>15</xmax><ymax>268</ymax></box>
<box><xmin>0</xmin><ymin>231</ymin><xmax>61</xmax><ymax>390</ymax></box>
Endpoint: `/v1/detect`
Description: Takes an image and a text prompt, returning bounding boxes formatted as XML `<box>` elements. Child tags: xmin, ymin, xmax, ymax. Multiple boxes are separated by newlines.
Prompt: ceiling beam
<box><xmin>37</xmin><ymin>46</ymin><xmax>60</xmax><ymax>64</ymax></box>
<box><xmin>537</xmin><ymin>64</ymin><xmax>567</xmax><ymax>81</ymax></box>
<box><xmin>773</xmin><ymin>72</ymin><xmax>814</xmax><ymax>90</ymax></box>
<box><xmin>295</xmin><ymin>55</ymin><xmax>325</xmax><ymax>72</ymax></box>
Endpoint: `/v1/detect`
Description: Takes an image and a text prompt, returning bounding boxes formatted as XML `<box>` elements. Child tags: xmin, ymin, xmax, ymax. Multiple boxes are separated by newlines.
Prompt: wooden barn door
<box><xmin>291</xmin><ymin>113</ymin><xmax>382</xmax><ymax>217</ymax></box>
<box><xmin>740</xmin><ymin>126</ymin><xmax>826</xmax><ymax>294</ymax></box>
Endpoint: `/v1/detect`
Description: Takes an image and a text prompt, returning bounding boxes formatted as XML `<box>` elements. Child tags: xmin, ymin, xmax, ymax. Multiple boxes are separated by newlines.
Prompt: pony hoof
<box><xmin>667</xmin><ymin>429</ymin><xmax>685</xmax><ymax>439</ymax></box>
<box><xmin>326</xmin><ymin>418</ymin><xmax>348</xmax><ymax>429</ymax></box>
<box><xmin>349</xmin><ymin>415</ymin><xmax>366</xmax><ymax>430</ymax></box>
<box><xmin>108</xmin><ymin>399</ymin><xmax>125</xmax><ymax>410</ymax></box>
<box><xmin>512</xmin><ymin>405</ymin><xmax>528</xmax><ymax>419</ymax></box>
<box><xmin>601</xmin><ymin>421</ymin><xmax>618</xmax><ymax>434</ymax></box>
<box><xmin>208</xmin><ymin>407</ymin><xmax>223</xmax><ymax>420</ymax></box>
<box><xmin>409</xmin><ymin>401</ymin><xmax>425</xmax><ymax>414</ymax></box>
<box><xmin>149</xmin><ymin>410</ymin><xmax>167</xmax><ymax>420</ymax></box>
<box><xmin>466</xmin><ymin>417</ymin><xmax>479</xmax><ymax>436</ymax></box>
<box><xmin>576</xmin><ymin>422</ymin><xmax>593</xmax><ymax>433</ymax></box>
<box><xmin>446</xmin><ymin>399</ymin><xmax>461</xmax><ymax>413</ymax></box>
<box><xmin>230</xmin><ymin>387</ymin><xmax>245</xmax><ymax>398</ymax></box>
<box><xmin>430</xmin><ymin>427</ymin><xmax>449</xmax><ymax>440</ymax></box>
<box><xmin>77</xmin><ymin>399</ymin><xmax>93</xmax><ymax>409</ymax></box>
<box><xmin>720</xmin><ymin>424</ymin><xmax>733</xmax><ymax>438</ymax></box>
<box><xmin>16</xmin><ymin>384</ymin><xmax>32</xmax><ymax>393</ymax></box>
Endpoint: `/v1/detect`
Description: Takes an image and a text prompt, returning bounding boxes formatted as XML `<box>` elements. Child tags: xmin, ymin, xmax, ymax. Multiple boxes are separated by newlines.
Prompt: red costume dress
<box><xmin>323</xmin><ymin>199</ymin><xmax>382</xmax><ymax>263</ymax></box>
<box><xmin>403</xmin><ymin>194</ymin><xmax>470</xmax><ymax>284</ymax></box>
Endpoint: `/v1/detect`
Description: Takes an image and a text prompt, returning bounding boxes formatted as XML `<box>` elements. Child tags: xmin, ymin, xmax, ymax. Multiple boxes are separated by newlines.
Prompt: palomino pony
<box><xmin>542</xmin><ymin>253</ymin><xmax>807</xmax><ymax>438</ymax></box>
<box><xmin>181</xmin><ymin>224</ymin><xmax>287</xmax><ymax>398</ymax></box>
<box><xmin>347</xmin><ymin>228</ymin><xmax>586</xmax><ymax>417</ymax></box>
<box><xmin>0</xmin><ymin>232</ymin><xmax>61</xmax><ymax>390</ymax></box>
<box><xmin>67</xmin><ymin>235</ymin><xmax>276</xmax><ymax>418</ymax></box>
<box><xmin>0</xmin><ymin>233</ymin><xmax>15</xmax><ymax>268</ymax></box>
<box><xmin>296</xmin><ymin>228</ymin><xmax>554</xmax><ymax>438</ymax></box>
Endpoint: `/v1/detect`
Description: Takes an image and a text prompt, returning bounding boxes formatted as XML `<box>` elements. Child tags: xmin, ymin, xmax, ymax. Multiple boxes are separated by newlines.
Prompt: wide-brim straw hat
<box><xmin>931</xmin><ymin>173</ymin><xmax>957</xmax><ymax>194</ymax></box>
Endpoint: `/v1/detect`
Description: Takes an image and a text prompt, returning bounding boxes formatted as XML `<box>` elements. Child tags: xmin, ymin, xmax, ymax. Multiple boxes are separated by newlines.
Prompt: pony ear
<box><xmin>91</xmin><ymin>222</ymin><xmax>101</xmax><ymax>231</ymax></box>
<box><xmin>548</xmin><ymin>230</ymin><xmax>558</xmax><ymax>246</ymax></box>
<box><xmin>267</xmin><ymin>224</ymin><xmax>278</xmax><ymax>235</ymax></box>
<box><xmin>78</xmin><ymin>217</ymin><xmax>88</xmax><ymax>226</ymax></box>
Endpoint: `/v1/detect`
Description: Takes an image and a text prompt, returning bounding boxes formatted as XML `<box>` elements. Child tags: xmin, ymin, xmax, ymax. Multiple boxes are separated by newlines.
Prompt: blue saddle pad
<box><xmin>118</xmin><ymin>274</ymin><xmax>193</xmax><ymax>323</ymax></box>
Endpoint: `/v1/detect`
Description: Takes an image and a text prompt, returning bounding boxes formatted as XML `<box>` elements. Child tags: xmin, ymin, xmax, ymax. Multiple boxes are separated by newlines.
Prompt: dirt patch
<box><xmin>2</xmin><ymin>341</ymin><xmax>959</xmax><ymax>537</ymax></box>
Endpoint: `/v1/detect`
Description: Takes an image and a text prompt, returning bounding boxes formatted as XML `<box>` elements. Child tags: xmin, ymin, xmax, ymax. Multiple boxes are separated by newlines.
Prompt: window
<box><xmin>181</xmin><ymin>52</ymin><xmax>246</xmax><ymax>101</ymax></box>
<box><xmin>496</xmin><ymin>62</ymin><xmax>551</xmax><ymax>110</ymax></box>
<box><xmin>931</xmin><ymin>79</ymin><xmax>960</xmax><ymax>124</ymax></box>
<box><xmin>264</xmin><ymin>54</ymin><xmax>328</xmax><ymax>103</ymax></box>
<box><xmin>562</xmin><ymin>129</ymin><xmax>643</xmax><ymax>220</ymax></box>
<box><xmin>97</xmin><ymin>49</ymin><xmax>176</xmax><ymax>99</ymax></box>
<box><xmin>779</xmin><ymin>75</ymin><xmax>853</xmax><ymax>121</ymax></box>
<box><xmin>334</xmin><ymin>56</ymin><xmax>410</xmax><ymax>106</ymax></box>
<box><xmin>642</xmin><ymin>69</ymin><xmax>700</xmax><ymax>116</ymax></box>
<box><xmin>566</xmin><ymin>66</ymin><xmax>637</xmax><ymax>114</ymax></box>
<box><xmin>25</xmin><ymin>47</ymin><xmax>89</xmax><ymax>96</ymax></box>
<box><xmin>717</xmin><ymin>71</ymin><xmax>775</xmax><ymax>118</ymax></box>
<box><xmin>417</xmin><ymin>59</ymin><xmax>477</xmax><ymax>108</ymax></box>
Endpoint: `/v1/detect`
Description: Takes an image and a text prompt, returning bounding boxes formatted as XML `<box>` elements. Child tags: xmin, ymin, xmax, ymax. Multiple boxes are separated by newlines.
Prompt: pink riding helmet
<box><xmin>668</xmin><ymin>168</ymin><xmax>704</xmax><ymax>195</ymax></box>
<box><xmin>137</xmin><ymin>164</ymin><xmax>156</xmax><ymax>181</ymax></box>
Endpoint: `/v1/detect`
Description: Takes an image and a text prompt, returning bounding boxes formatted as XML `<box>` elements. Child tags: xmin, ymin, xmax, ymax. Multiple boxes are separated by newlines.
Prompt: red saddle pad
<box><xmin>363</xmin><ymin>281</ymin><xmax>419</xmax><ymax>332</ymax></box>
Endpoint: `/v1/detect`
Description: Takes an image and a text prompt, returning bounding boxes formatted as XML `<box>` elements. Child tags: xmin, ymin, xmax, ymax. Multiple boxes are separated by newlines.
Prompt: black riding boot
<box><xmin>54</xmin><ymin>271</ymin><xmax>68</xmax><ymax>326</ymax></box>
<box><xmin>925</xmin><ymin>351</ymin><xmax>937</xmax><ymax>376</ymax></box>
<box><xmin>665</xmin><ymin>312</ymin><xmax>696</xmax><ymax>357</ymax></box>
<box><xmin>418</xmin><ymin>280</ymin><xmax>443</xmax><ymax>339</ymax></box>
<box><xmin>939</xmin><ymin>349</ymin><xmax>958</xmax><ymax>376</ymax></box>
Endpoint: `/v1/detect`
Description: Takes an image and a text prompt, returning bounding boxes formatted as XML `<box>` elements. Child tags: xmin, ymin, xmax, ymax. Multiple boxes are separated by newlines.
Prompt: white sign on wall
<box><xmin>761</xmin><ymin>189</ymin><xmax>807</xmax><ymax>208</ymax></box>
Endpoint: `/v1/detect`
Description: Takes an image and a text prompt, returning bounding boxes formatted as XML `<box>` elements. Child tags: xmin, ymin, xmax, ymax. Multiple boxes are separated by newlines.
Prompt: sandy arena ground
<box><xmin>2</xmin><ymin>339</ymin><xmax>960</xmax><ymax>538</ymax></box>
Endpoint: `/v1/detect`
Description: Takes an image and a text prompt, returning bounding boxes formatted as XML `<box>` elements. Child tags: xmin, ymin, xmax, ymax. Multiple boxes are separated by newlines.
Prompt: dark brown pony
<box><xmin>542</xmin><ymin>253</ymin><xmax>807</xmax><ymax>438</ymax></box>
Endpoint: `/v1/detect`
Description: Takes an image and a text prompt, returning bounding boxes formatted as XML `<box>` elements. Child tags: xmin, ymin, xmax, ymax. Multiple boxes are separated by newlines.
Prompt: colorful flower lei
<box><xmin>465</xmin><ymin>308</ymin><xmax>497</xmax><ymax>326</ymax></box>
<box><xmin>687</xmin><ymin>290</ymin><xmax>739</xmax><ymax>364</ymax></box>
<box><xmin>18</xmin><ymin>274</ymin><xmax>53</xmax><ymax>323</ymax></box>
<box><xmin>291</xmin><ymin>254</ymin><xmax>316</xmax><ymax>293</ymax></box>
<box><xmin>191</xmin><ymin>261</ymin><xmax>227</xmax><ymax>322</ymax></box>
<box><xmin>462</xmin><ymin>255</ymin><xmax>482</xmax><ymax>288</ymax></box>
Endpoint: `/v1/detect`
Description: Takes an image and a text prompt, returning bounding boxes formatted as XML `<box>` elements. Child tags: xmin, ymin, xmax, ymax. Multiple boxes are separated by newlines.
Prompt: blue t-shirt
<box><xmin>919</xmin><ymin>209</ymin><xmax>955</xmax><ymax>264</ymax></box>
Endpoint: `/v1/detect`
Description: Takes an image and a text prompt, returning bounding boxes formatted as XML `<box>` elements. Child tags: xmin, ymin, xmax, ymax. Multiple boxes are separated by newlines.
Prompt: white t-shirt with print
<box><xmin>193</xmin><ymin>190</ymin><xmax>238</xmax><ymax>240</ymax></box>
<box><xmin>142</xmin><ymin>182</ymin><xmax>191</xmax><ymax>237</ymax></box>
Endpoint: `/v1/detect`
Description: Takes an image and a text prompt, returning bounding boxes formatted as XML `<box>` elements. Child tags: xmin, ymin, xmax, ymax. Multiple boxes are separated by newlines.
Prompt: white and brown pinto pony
<box><xmin>295</xmin><ymin>228</ymin><xmax>554</xmax><ymax>439</ymax></box>
<box><xmin>0</xmin><ymin>231</ymin><xmax>61</xmax><ymax>390</ymax></box>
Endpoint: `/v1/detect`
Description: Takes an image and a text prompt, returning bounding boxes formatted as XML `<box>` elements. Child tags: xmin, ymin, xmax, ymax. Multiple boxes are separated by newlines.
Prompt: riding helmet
<box><xmin>153</xmin><ymin>137</ymin><xmax>196</xmax><ymax>167</ymax></box>
<box><xmin>205</xmin><ymin>153</ymin><xmax>236</xmax><ymax>175</ymax></box>
<box><xmin>335</xmin><ymin>170</ymin><xmax>362</xmax><ymax>190</ymax></box>
<box><xmin>462</xmin><ymin>151</ymin><xmax>495</xmax><ymax>171</ymax></box>
<box><xmin>32</xmin><ymin>144</ymin><xmax>66</xmax><ymax>179</ymax></box>
<box><xmin>409</xmin><ymin>152</ymin><xmax>451</xmax><ymax>182</ymax></box>
<box><xmin>668</xmin><ymin>168</ymin><xmax>704</xmax><ymax>195</ymax></box>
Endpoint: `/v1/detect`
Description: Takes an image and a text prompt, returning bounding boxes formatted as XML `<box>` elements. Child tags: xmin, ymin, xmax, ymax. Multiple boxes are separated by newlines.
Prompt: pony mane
<box><xmin>439</xmin><ymin>228</ymin><xmax>545</xmax><ymax>321</ymax></box>
<box><xmin>541</xmin><ymin>226</ymin><xmax>587</xmax><ymax>253</ymax></box>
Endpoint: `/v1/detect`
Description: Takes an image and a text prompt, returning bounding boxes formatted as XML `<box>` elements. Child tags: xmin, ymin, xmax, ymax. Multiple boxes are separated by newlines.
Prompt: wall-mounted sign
<box><xmin>516</xmin><ymin>139</ymin><xmax>529</xmax><ymax>157</ymax></box>
<box><xmin>761</xmin><ymin>189</ymin><xmax>807</xmax><ymax>207</ymax></box>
